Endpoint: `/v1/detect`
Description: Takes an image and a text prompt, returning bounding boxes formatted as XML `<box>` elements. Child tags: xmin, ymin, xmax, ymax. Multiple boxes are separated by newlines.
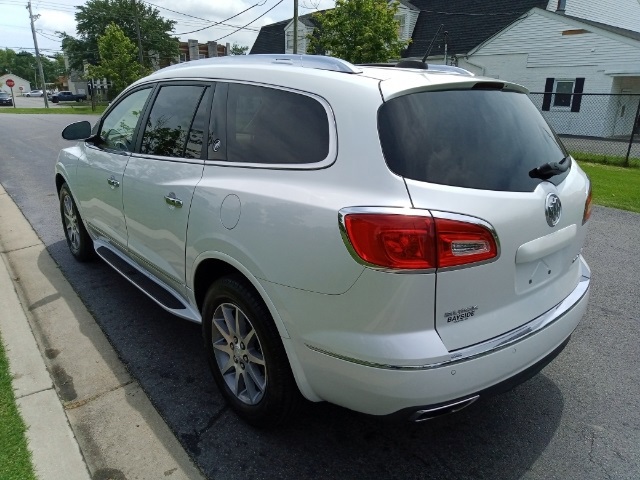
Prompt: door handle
<box><xmin>107</xmin><ymin>176</ymin><xmax>120</xmax><ymax>189</ymax></box>
<box><xmin>164</xmin><ymin>193</ymin><xmax>183</xmax><ymax>208</ymax></box>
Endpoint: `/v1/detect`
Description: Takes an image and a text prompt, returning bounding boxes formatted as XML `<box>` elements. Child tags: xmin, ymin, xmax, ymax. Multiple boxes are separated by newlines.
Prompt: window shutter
<box><xmin>571</xmin><ymin>77</ymin><xmax>585</xmax><ymax>112</ymax></box>
<box><xmin>542</xmin><ymin>78</ymin><xmax>554</xmax><ymax>111</ymax></box>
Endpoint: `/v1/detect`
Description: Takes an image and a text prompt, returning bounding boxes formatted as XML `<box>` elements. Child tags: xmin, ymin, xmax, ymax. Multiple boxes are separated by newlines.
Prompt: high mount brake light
<box><xmin>343</xmin><ymin>213</ymin><xmax>498</xmax><ymax>270</ymax></box>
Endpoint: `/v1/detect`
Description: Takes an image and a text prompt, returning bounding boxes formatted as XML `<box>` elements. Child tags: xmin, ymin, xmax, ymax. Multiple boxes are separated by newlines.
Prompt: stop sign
<box><xmin>6</xmin><ymin>79</ymin><xmax>15</xmax><ymax>88</ymax></box>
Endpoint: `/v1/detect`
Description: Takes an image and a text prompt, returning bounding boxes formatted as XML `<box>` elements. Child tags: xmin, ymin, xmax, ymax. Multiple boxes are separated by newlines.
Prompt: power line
<box><xmin>213</xmin><ymin>0</ymin><xmax>284</xmax><ymax>42</ymax></box>
<box><xmin>173</xmin><ymin>0</ymin><xmax>266</xmax><ymax>36</ymax></box>
<box><xmin>142</xmin><ymin>0</ymin><xmax>261</xmax><ymax>32</ymax></box>
<box><xmin>37</xmin><ymin>30</ymin><xmax>62</xmax><ymax>42</ymax></box>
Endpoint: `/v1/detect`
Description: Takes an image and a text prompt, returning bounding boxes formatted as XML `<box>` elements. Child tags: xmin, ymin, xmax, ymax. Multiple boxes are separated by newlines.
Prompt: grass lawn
<box><xmin>0</xmin><ymin>105</ymin><xmax>106</xmax><ymax>114</ymax></box>
<box><xmin>571</xmin><ymin>151</ymin><xmax>640</xmax><ymax>168</ymax></box>
<box><xmin>0</xmin><ymin>334</ymin><xmax>36</xmax><ymax>480</ymax></box>
<box><xmin>578</xmin><ymin>162</ymin><xmax>640</xmax><ymax>214</ymax></box>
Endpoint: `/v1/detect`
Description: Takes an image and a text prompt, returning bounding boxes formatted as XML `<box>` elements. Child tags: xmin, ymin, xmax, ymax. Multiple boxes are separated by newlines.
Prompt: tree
<box><xmin>87</xmin><ymin>23</ymin><xmax>148</xmax><ymax>96</ymax></box>
<box><xmin>229</xmin><ymin>43</ymin><xmax>249</xmax><ymax>56</ymax></box>
<box><xmin>59</xmin><ymin>0</ymin><xmax>177</xmax><ymax>72</ymax></box>
<box><xmin>307</xmin><ymin>0</ymin><xmax>409</xmax><ymax>63</ymax></box>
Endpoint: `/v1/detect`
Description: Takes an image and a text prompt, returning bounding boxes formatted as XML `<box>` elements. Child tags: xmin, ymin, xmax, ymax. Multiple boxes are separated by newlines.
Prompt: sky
<box><xmin>0</xmin><ymin>0</ymin><xmax>336</xmax><ymax>58</ymax></box>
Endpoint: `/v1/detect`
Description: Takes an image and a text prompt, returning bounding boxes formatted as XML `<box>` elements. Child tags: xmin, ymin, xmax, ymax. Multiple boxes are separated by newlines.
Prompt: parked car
<box><xmin>0</xmin><ymin>91</ymin><xmax>13</xmax><ymax>106</ymax></box>
<box><xmin>50</xmin><ymin>91</ymin><xmax>87</xmax><ymax>103</ymax></box>
<box><xmin>25</xmin><ymin>90</ymin><xmax>44</xmax><ymax>97</ymax></box>
<box><xmin>55</xmin><ymin>54</ymin><xmax>592</xmax><ymax>426</ymax></box>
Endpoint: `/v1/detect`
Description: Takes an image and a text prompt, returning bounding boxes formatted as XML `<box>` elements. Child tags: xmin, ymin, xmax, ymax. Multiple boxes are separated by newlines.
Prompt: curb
<box><xmin>0</xmin><ymin>238</ymin><xmax>91</xmax><ymax>480</ymax></box>
<box><xmin>0</xmin><ymin>185</ymin><xmax>204</xmax><ymax>480</ymax></box>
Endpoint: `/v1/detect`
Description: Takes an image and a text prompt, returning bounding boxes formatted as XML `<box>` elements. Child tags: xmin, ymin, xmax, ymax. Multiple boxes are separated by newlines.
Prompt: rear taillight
<box><xmin>342</xmin><ymin>212</ymin><xmax>498</xmax><ymax>270</ymax></box>
<box><xmin>435</xmin><ymin>218</ymin><xmax>498</xmax><ymax>268</ymax></box>
<box><xmin>583</xmin><ymin>182</ymin><xmax>593</xmax><ymax>225</ymax></box>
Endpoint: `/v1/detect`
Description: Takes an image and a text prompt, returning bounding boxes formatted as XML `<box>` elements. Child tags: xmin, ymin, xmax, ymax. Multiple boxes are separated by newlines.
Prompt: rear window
<box><xmin>378</xmin><ymin>90</ymin><xmax>570</xmax><ymax>192</ymax></box>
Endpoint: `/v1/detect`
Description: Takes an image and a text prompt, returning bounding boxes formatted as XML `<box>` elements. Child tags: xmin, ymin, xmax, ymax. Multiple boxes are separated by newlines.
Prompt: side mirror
<box><xmin>62</xmin><ymin>121</ymin><xmax>92</xmax><ymax>140</ymax></box>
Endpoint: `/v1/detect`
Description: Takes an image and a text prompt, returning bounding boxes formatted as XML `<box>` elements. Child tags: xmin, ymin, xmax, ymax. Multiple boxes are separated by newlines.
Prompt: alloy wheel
<box><xmin>211</xmin><ymin>302</ymin><xmax>267</xmax><ymax>405</ymax></box>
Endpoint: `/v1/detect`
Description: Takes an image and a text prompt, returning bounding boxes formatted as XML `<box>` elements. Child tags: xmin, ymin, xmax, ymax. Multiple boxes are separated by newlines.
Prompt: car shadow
<box><xmin>43</xmin><ymin>240</ymin><xmax>564</xmax><ymax>480</ymax></box>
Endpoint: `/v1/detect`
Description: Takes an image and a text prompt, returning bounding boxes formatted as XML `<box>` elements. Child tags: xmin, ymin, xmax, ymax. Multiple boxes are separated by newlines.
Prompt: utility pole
<box><xmin>293</xmin><ymin>0</ymin><xmax>298</xmax><ymax>54</ymax></box>
<box><xmin>132</xmin><ymin>0</ymin><xmax>144</xmax><ymax>65</ymax></box>
<box><xmin>27</xmin><ymin>1</ymin><xmax>49</xmax><ymax>108</ymax></box>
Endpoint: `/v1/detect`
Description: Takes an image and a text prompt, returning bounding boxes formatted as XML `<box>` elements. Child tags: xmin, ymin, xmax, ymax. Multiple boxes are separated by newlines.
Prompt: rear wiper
<box><xmin>529</xmin><ymin>156</ymin><xmax>571</xmax><ymax>180</ymax></box>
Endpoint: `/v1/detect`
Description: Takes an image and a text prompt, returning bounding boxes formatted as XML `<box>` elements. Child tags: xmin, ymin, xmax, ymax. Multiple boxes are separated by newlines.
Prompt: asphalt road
<box><xmin>1</xmin><ymin>113</ymin><xmax>639</xmax><ymax>480</ymax></box>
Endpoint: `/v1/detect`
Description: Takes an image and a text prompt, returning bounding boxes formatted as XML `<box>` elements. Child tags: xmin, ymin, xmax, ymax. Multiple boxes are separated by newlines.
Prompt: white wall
<box><xmin>546</xmin><ymin>0</ymin><xmax>640</xmax><ymax>33</ymax></box>
<box><xmin>0</xmin><ymin>74</ymin><xmax>31</xmax><ymax>95</ymax></box>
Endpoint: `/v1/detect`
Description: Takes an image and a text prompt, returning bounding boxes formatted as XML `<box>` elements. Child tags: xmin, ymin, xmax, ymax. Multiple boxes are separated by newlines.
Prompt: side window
<box><xmin>140</xmin><ymin>85</ymin><xmax>206</xmax><ymax>158</ymax></box>
<box><xmin>99</xmin><ymin>88</ymin><xmax>152</xmax><ymax>151</ymax></box>
<box><xmin>226</xmin><ymin>83</ymin><xmax>330</xmax><ymax>164</ymax></box>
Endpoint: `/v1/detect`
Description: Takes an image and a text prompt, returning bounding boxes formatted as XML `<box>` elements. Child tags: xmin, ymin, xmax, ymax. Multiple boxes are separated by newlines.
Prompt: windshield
<box><xmin>378</xmin><ymin>90</ymin><xmax>570</xmax><ymax>192</ymax></box>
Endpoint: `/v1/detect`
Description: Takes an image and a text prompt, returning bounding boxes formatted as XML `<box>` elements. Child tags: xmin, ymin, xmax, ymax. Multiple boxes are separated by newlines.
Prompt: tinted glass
<box><xmin>184</xmin><ymin>87</ymin><xmax>211</xmax><ymax>159</ymax></box>
<box><xmin>227</xmin><ymin>83</ymin><xmax>329</xmax><ymax>164</ymax></box>
<box><xmin>100</xmin><ymin>88</ymin><xmax>151</xmax><ymax>151</ymax></box>
<box><xmin>141</xmin><ymin>85</ymin><xmax>205</xmax><ymax>158</ymax></box>
<box><xmin>378</xmin><ymin>90</ymin><xmax>570</xmax><ymax>192</ymax></box>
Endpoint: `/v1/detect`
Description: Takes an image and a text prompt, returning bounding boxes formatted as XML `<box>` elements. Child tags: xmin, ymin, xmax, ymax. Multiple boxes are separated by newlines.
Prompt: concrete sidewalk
<box><xmin>0</xmin><ymin>185</ymin><xmax>204</xmax><ymax>480</ymax></box>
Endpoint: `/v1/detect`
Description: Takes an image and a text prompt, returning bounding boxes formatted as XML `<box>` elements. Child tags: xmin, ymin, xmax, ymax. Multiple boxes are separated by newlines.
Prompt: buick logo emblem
<box><xmin>545</xmin><ymin>193</ymin><xmax>562</xmax><ymax>227</ymax></box>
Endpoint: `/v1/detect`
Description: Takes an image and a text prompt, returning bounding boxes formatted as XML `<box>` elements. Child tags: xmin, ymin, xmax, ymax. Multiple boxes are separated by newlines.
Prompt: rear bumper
<box><xmin>293</xmin><ymin>256</ymin><xmax>590</xmax><ymax>416</ymax></box>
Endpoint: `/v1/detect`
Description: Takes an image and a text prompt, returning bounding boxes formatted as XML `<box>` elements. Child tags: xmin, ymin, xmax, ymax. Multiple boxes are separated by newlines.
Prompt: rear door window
<box><xmin>140</xmin><ymin>85</ymin><xmax>208</xmax><ymax>158</ymax></box>
<box><xmin>378</xmin><ymin>90</ymin><xmax>570</xmax><ymax>192</ymax></box>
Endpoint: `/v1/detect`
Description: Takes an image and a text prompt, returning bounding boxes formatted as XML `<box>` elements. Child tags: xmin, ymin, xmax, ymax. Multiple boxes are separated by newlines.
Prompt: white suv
<box><xmin>56</xmin><ymin>55</ymin><xmax>592</xmax><ymax>426</ymax></box>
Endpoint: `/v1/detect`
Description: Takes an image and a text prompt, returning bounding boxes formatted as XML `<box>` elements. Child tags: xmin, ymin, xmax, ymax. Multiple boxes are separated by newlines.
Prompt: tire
<box><xmin>59</xmin><ymin>183</ymin><xmax>94</xmax><ymax>261</ymax></box>
<box><xmin>52</xmin><ymin>98</ymin><xmax>58</xmax><ymax>103</ymax></box>
<box><xmin>202</xmin><ymin>275</ymin><xmax>299</xmax><ymax>427</ymax></box>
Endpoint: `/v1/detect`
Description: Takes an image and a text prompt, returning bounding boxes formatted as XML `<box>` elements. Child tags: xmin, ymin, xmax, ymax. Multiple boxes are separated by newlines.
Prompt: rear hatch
<box><xmin>378</xmin><ymin>83</ymin><xmax>590</xmax><ymax>351</ymax></box>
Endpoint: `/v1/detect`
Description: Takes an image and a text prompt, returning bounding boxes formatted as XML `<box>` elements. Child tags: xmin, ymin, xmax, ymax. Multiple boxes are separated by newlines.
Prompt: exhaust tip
<box><xmin>409</xmin><ymin>395</ymin><xmax>479</xmax><ymax>422</ymax></box>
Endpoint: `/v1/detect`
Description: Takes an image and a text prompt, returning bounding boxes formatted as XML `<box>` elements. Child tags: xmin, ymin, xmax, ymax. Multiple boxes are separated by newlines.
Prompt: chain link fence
<box><xmin>528</xmin><ymin>92</ymin><xmax>640</xmax><ymax>167</ymax></box>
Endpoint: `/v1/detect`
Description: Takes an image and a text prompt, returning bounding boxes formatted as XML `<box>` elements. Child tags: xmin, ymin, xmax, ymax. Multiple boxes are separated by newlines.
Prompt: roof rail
<box><xmin>162</xmin><ymin>54</ymin><xmax>362</xmax><ymax>74</ymax></box>
<box><xmin>358</xmin><ymin>61</ymin><xmax>473</xmax><ymax>76</ymax></box>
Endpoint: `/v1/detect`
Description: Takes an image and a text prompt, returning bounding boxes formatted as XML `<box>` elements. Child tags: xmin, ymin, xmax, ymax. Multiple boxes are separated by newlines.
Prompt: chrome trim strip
<box><xmin>337</xmin><ymin>207</ymin><xmax>500</xmax><ymax>274</ymax></box>
<box><xmin>88</xmin><ymin>223</ymin><xmax>184</xmax><ymax>287</ymax></box>
<box><xmin>306</xmin><ymin>257</ymin><xmax>590</xmax><ymax>370</ymax></box>
<box><xmin>94</xmin><ymin>240</ymin><xmax>201</xmax><ymax>323</ymax></box>
<box><xmin>409</xmin><ymin>395</ymin><xmax>479</xmax><ymax>422</ymax></box>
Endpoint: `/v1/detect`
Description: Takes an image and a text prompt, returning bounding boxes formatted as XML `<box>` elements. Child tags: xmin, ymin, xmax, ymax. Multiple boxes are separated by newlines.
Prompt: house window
<box><xmin>395</xmin><ymin>14</ymin><xmax>406</xmax><ymax>39</ymax></box>
<box><xmin>553</xmin><ymin>80</ymin><xmax>574</xmax><ymax>107</ymax></box>
<box><xmin>542</xmin><ymin>77</ymin><xmax>585</xmax><ymax>112</ymax></box>
<box><xmin>286</xmin><ymin>31</ymin><xmax>293</xmax><ymax>49</ymax></box>
<box><xmin>179</xmin><ymin>53</ymin><xmax>187</xmax><ymax>63</ymax></box>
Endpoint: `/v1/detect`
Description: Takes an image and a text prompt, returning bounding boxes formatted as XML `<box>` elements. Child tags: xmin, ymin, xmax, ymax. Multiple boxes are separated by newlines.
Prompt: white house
<box><xmin>0</xmin><ymin>74</ymin><xmax>31</xmax><ymax>95</ymax></box>
<box><xmin>459</xmin><ymin>7</ymin><xmax>640</xmax><ymax>138</ymax></box>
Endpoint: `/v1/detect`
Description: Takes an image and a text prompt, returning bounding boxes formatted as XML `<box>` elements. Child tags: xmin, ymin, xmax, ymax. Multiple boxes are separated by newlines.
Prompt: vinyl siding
<box><xmin>546</xmin><ymin>0</ymin><xmax>640</xmax><ymax>33</ymax></box>
<box><xmin>472</xmin><ymin>12</ymin><xmax>640</xmax><ymax>68</ymax></box>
